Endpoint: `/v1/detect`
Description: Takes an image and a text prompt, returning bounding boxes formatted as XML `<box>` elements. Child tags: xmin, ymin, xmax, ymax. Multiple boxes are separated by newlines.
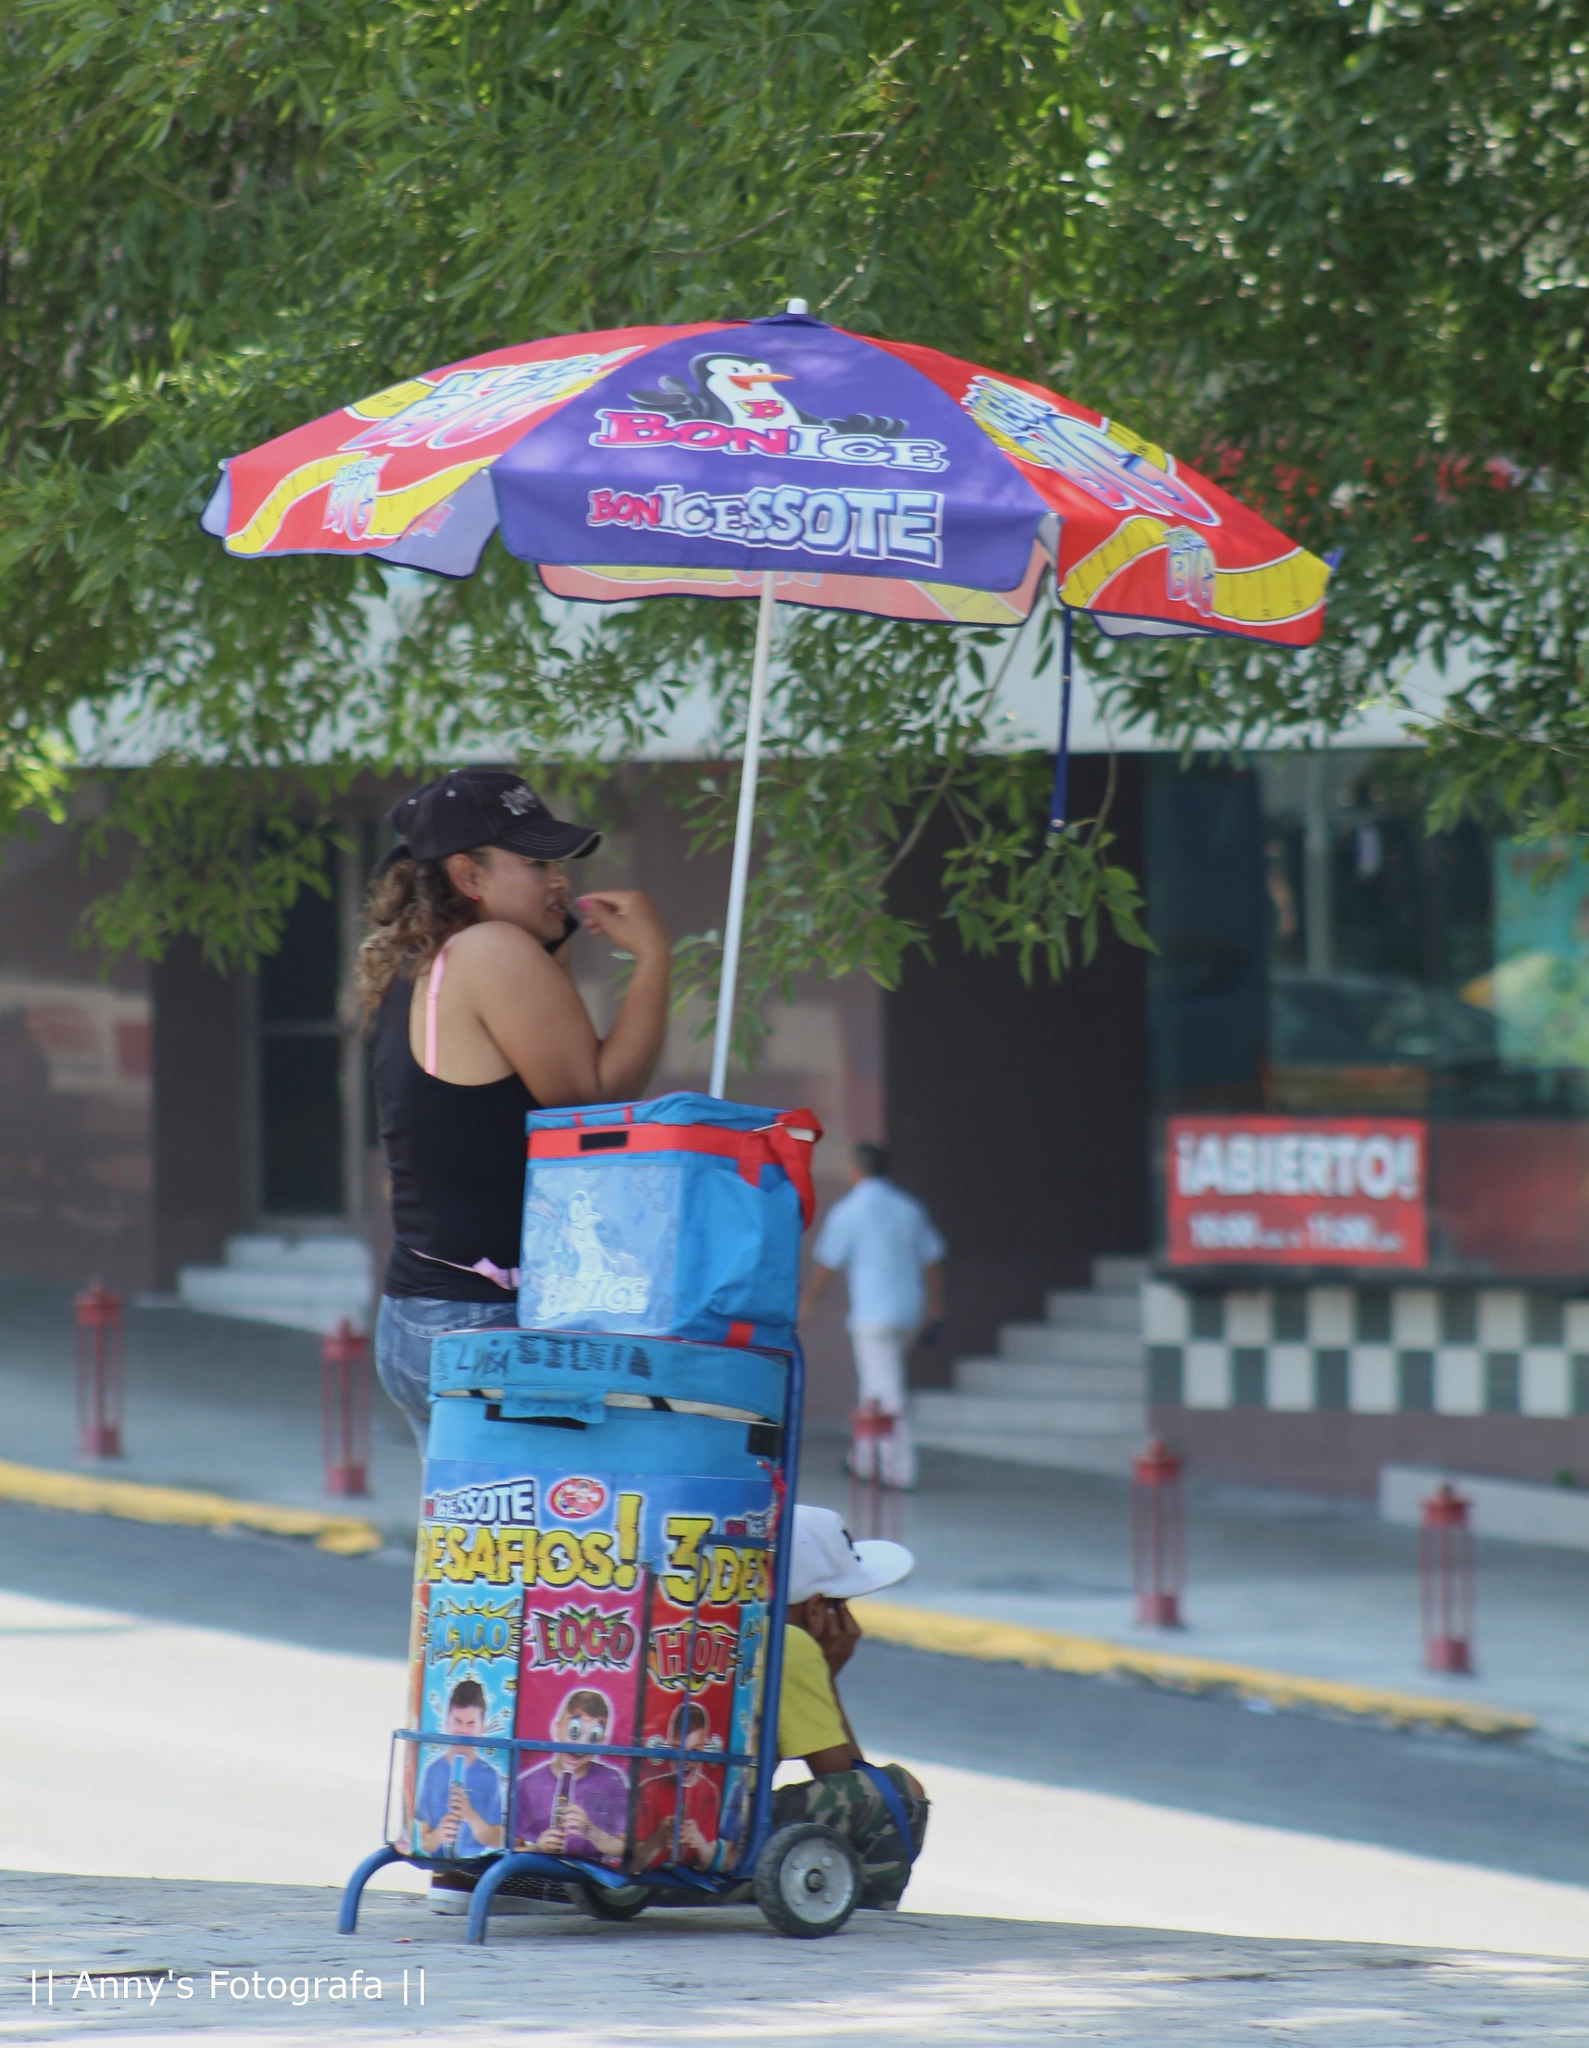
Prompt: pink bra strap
<box><xmin>424</xmin><ymin>935</ymin><xmax>458</xmax><ymax>1078</ymax></box>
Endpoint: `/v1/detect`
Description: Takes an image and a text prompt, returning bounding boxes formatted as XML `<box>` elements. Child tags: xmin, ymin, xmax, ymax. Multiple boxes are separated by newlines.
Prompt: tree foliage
<box><xmin>1068</xmin><ymin>0</ymin><xmax>1589</xmax><ymax>839</ymax></box>
<box><xmin>3</xmin><ymin>0</ymin><xmax>1584</xmax><ymax>1017</ymax></box>
<box><xmin>1</xmin><ymin>0</ymin><xmax>1147</xmax><ymax>1016</ymax></box>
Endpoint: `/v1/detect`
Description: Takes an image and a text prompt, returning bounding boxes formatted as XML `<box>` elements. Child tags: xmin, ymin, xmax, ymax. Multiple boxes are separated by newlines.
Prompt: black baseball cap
<box><xmin>385</xmin><ymin>768</ymin><xmax>601</xmax><ymax>866</ymax></box>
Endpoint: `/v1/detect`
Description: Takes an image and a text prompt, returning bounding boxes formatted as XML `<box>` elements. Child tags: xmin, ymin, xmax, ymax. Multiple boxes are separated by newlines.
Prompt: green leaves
<box><xmin>0</xmin><ymin>0</ymin><xmax>1132</xmax><ymax>1022</ymax></box>
<box><xmin>80</xmin><ymin>760</ymin><xmax>353</xmax><ymax>971</ymax></box>
<box><xmin>1064</xmin><ymin>0</ymin><xmax>1589</xmax><ymax>839</ymax></box>
<box><xmin>659</xmin><ymin>596</ymin><xmax>1150</xmax><ymax>1061</ymax></box>
<box><xmin>8</xmin><ymin>0</ymin><xmax>1586</xmax><ymax>1022</ymax></box>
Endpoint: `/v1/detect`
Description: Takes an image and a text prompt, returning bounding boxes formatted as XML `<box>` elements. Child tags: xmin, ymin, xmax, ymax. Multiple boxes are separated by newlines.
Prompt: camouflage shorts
<box><xmin>770</xmin><ymin>1763</ymin><xmax>929</xmax><ymax>1908</ymax></box>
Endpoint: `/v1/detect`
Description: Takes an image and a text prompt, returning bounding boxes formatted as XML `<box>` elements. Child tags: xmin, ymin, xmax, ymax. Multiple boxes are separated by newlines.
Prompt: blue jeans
<box><xmin>375</xmin><ymin>1294</ymin><xmax>519</xmax><ymax>1448</ymax></box>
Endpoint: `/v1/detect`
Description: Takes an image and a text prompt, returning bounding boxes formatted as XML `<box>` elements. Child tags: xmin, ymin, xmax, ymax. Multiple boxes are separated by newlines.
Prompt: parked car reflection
<box><xmin>1269</xmin><ymin>969</ymin><xmax>1499</xmax><ymax>1070</ymax></box>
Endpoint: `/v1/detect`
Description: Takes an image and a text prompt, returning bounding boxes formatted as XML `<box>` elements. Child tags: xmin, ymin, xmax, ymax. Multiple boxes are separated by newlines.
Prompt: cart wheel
<box><xmin>754</xmin><ymin>1824</ymin><xmax>860</xmax><ymax>1938</ymax></box>
<box><xmin>576</xmin><ymin>1880</ymin><xmax>649</xmax><ymax>1921</ymax></box>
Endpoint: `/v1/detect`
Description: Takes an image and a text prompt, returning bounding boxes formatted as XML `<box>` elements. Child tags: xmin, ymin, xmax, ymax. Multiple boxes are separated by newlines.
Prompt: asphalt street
<box><xmin>4</xmin><ymin>1498</ymin><xmax>1587</xmax><ymax>1896</ymax></box>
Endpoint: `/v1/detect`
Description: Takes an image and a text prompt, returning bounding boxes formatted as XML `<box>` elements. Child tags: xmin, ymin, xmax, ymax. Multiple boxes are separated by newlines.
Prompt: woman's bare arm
<box><xmin>443</xmin><ymin>893</ymin><xmax>670</xmax><ymax>1105</ymax></box>
<box><xmin>574</xmin><ymin>890</ymin><xmax>672</xmax><ymax>1099</ymax></box>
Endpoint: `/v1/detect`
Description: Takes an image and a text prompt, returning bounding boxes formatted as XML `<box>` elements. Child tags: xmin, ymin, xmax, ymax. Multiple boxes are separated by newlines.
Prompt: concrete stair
<box><xmin>912</xmin><ymin>1255</ymin><xmax>1149</xmax><ymax>1473</ymax></box>
<box><xmin>178</xmin><ymin>1234</ymin><xmax>374</xmax><ymax>1336</ymax></box>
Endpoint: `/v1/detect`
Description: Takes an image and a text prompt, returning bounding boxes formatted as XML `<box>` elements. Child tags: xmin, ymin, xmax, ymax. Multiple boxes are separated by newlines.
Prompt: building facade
<box><xmin>1139</xmin><ymin>750</ymin><xmax>1589</xmax><ymax>1488</ymax></box>
<box><xmin>4</xmin><ymin>748</ymin><xmax>1585</xmax><ymax>1483</ymax></box>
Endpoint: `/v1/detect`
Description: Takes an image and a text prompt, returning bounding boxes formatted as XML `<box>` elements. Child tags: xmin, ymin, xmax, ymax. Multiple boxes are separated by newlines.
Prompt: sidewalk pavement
<box><xmin>801</xmin><ymin>1446</ymin><xmax>1589</xmax><ymax>1753</ymax></box>
<box><xmin>7</xmin><ymin>1873</ymin><xmax>1587</xmax><ymax>2046</ymax></box>
<box><xmin>0</xmin><ymin>1277</ymin><xmax>422</xmax><ymax>1537</ymax></box>
<box><xmin>12</xmin><ymin>1575</ymin><xmax>1589</xmax><ymax>1961</ymax></box>
<box><xmin>3</xmin><ymin>1275</ymin><xmax>1587</xmax><ymax>1751</ymax></box>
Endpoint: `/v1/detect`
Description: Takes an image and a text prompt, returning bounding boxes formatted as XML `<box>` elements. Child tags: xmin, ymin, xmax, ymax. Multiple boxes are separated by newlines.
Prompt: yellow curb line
<box><xmin>0</xmin><ymin>1466</ymin><xmax>1533</xmax><ymax>1733</ymax></box>
<box><xmin>0</xmin><ymin>1459</ymin><xmax>384</xmax><ymax>1557</ymax></box>
<box><xmin>854</xmin><ymin>1599</ymin><xmax>1535</xmax><ymax>1740</ymax></box>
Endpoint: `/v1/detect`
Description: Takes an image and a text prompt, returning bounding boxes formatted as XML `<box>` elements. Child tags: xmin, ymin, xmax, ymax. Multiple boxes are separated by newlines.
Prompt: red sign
<box><xmin>1167</xmin><ymin>1116</ymin><xmax>1428</xmax><ymax>1268</ymax></box>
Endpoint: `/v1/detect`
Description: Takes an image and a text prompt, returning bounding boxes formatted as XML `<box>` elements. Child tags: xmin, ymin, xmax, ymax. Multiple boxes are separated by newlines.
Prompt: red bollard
<box><xmin>322</xmin><ymin>1318</ymin><xmax>371</xmax><ymax>1498</ymax></box>
<box><xmin>1132</xmin><ymin>1438</ymin><xmax>1185</xmax><ymax>1627</ymax></box>
<box><xmin>74</xmin><ymin>1280</ymin><xmax>124</xmax><ymax>1458</ymax></box>
<box><xmin>848</xmin><ymin>1401</ymin><xmax>900</xmax><ymax>1541</ymax></box>
<box><xmin>1421</xmin><ymin>1481</ymin><xmax>1475</xmax><ymax>1674</ymax></box>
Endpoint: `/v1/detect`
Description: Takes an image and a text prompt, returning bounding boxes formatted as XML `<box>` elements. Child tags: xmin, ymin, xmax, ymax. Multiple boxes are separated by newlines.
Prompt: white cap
<box><xmin>786</xmin><ymin>297</ymin><xmax>810</xmax><ymax>316</ymax></box>
<box><xmin>786</xmin><ymin>1505</ymin><xmax>913</xmax><ymax>1604</ymax></box>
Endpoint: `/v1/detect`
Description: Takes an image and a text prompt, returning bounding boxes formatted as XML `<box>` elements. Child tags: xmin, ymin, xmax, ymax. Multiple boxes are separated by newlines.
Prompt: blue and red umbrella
<box><xmin>204</xmin><ymin>304</ymin><xmax>1330</xmax><ymax>1092</ymax></box>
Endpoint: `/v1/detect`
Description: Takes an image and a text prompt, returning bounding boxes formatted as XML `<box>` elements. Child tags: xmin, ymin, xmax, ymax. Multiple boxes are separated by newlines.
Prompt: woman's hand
<box><xmin>576</xmin><ymin>890</ymin><xmax>670</xmax><ymax>962</ymax></box>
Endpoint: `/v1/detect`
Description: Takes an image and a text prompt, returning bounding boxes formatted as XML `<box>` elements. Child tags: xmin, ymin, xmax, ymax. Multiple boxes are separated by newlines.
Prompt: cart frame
<box><xmin>339</xmin><ymin>1339</ymin><xmax>805</xmax><ymax>1943</ymax></box>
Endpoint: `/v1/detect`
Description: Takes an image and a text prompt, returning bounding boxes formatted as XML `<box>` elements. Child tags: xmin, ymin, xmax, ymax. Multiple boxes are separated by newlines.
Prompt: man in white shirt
<box><xmin>799</xmin><ymin>1144</ymin><xmax>945</xmax><ymax>1489</ymax></box>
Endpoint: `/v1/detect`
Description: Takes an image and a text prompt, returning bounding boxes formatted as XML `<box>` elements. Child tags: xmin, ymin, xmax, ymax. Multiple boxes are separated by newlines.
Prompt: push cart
<box><xmin>339</xmin><ymin>1098</ymin><xmax>861</xmax><ymax>1940</ymax></box>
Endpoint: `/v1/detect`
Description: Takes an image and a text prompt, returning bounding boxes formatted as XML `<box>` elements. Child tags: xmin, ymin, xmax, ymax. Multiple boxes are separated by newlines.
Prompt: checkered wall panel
<box><xmin>1143</xmin><ymin>1283</ymin><xmax>1589</xmax><ymax>1418</ymax></box>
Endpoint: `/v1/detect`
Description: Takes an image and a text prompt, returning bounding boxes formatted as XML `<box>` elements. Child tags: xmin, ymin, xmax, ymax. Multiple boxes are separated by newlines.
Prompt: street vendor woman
<box><xmin>358</xmin><ymin>767</ymin><xmax>670</xmax><ymax>1444</ymax></box>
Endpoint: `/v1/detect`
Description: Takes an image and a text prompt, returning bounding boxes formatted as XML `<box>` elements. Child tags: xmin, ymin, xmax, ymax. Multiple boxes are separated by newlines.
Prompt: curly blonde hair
<box><xmin>355</xmin><ymin>850</ymin><xmax>491</xmax><ymax>1016</ymax></box>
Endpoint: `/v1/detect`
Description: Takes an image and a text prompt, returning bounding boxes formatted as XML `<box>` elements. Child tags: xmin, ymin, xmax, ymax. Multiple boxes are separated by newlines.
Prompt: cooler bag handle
<box><xmin>749</xmin><ymin>1109</ymin><xmax>822</xmax><ymax>1228</ymax></box>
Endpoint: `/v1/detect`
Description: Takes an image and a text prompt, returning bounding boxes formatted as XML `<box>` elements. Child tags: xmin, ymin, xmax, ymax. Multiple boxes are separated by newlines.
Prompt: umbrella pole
<box><xmin>708</xmin><ymin>571</ymin><xmax>779</xmax><ymax>1100</ymax></box>
<box><xmin>1047</xmin><ymin>604</ymin><xmax>1075</xmax><ymax>832</ymax></box>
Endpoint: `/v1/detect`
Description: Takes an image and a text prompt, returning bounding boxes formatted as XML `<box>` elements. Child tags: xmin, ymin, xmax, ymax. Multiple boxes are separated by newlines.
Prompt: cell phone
<box><xmin>545</xmin><ymin>908</ymin><xmax>580</xmax><ymax>956</ymax></box>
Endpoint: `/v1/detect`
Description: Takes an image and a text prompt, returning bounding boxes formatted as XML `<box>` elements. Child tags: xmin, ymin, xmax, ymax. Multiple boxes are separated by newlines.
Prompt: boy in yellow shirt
<box><xmin>773</xmin><ymin>1506</ymin><xmax>928</xmax><ymax>1908</ymax></box>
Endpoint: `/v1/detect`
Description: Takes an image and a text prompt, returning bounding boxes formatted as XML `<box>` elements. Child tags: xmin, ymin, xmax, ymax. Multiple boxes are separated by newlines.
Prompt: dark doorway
<box><xmin>882</xmin><ymin>754</ymin><xmax>1150</xmax><ymax>1368</ymax></box>
<box><xmin>258</xmin><ymin>860</ymin><xmax>344</xmax><ymax>1217</ymax></box>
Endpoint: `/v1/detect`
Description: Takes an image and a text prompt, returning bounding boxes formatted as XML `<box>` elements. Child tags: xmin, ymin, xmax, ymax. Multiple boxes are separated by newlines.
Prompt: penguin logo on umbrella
<box><xmin>628</xmin><ymin>353</ymin><xmax>909</xmax><ymax>441</ymax></box>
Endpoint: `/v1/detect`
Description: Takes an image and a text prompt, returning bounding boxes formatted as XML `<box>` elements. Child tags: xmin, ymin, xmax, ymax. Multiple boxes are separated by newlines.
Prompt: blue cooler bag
<box><xmin>517</xmin><ymin>1093</ymin><xmax>821</xmax><ymax>1351</ymax></box>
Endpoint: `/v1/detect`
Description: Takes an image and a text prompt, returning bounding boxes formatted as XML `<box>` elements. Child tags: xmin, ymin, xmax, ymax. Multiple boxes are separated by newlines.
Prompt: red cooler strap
<box><xmin>754</xmin><ymin>1109</ymin><xmax>822</xmax><ymax>1228</ymax></box>
<box><xmin>528</xmin><ymin>1107</ymin><xmax>824</xmax><ymax>1229</ymax></box>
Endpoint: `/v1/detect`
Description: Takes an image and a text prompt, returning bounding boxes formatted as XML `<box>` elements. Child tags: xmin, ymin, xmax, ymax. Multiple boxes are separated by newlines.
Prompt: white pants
<box><xmin>849</xmin><ymin>1323</ymin><xmax>917</xmax><ymax>1487</ymax></box>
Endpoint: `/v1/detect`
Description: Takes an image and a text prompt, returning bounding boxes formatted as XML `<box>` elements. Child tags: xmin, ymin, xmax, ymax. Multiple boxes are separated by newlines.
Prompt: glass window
<box><xmin>1145</xmin><ymin>760</ymin><xmax>1267</xmax><ymax>1107</ymax></box>
<box><xmin>1147</xmin><ymin>752</ymin><xmax>1589</xmax><ymax>1277</ymax></box>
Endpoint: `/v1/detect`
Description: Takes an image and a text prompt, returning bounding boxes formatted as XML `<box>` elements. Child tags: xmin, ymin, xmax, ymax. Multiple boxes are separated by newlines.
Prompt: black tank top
<box><xmin>374</xmin><ymin>970</ymin><xmax>537</xmax><ymax>1301</ymax></box>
